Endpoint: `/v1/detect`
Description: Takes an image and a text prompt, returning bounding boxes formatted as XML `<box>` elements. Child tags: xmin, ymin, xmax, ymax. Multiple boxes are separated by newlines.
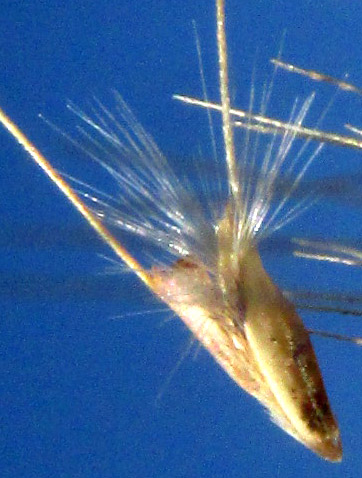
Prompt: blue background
<box><xmin>1</xmin><ymin>1</ymin><xmax>362</xmax><ymax>477</ymax></box>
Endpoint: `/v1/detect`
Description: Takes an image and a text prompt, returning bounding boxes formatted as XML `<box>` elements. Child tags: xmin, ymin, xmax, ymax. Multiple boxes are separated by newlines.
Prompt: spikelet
<box><xmin>4</xmin><ymin>0</ymin><xmax>362</xmax><ymax>462</ymax></box>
